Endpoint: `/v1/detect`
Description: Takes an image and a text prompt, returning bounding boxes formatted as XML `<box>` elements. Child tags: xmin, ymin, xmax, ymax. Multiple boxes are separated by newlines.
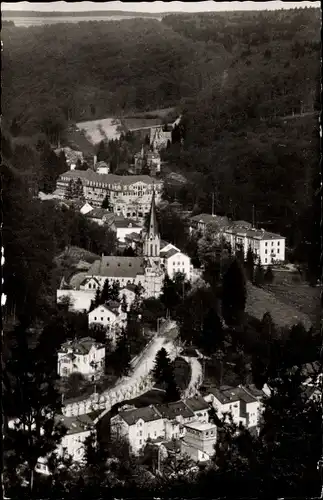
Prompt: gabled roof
<box><xmin>185</xmin><ymin>396</ymin><xmax>209</xmax><ymax>412</ymax></box>
<box><xmin>118</xmin><ymin>405</ymin><xmax>162</xmax><ymax>426</ymax></box>
<box><xmin>60</xmin><ymin>337</ymin><xmax>104</xmax><ymax>355</ymax></box>
<box><xmin>58</xmin><ymin>414</ymin><xmax>95</xmax><ymax>435</ymax></box>
<box><xmin>114</xmin><ymin>218</ymin><xmax>141</xmax><ymax>229</ymax></box>
<box><xmin>156</xmin><ymin>401</ymin><xmax>195</xmax><ymax>420</ymax></box>
<box><xmin>89</xmin><ymin>304</ymin><xmax>119</xmax><ymax>317</ymax></box>
<box><xmin>162</xmin><ymin>248</ymin><xmax>180</xmax><ymax>259</ymax></box>
<box><xmin>87</xmin><ymin>256</ymin><xmax>145</xmax><ymax>279</ymax></box>
<box><xmin>85</xmin><ymin>208</ymin><xmax>111</xmax><ymax>220</ymax></box>
<box><xmin>147</xmin><ymin>188</ymin><xmax>159</xmax><ymax>239</ymax></box>
<box><xmin>208</xmin><ymin>386</ymin><xmax>257</xmax><ymax>405</ymax></box>
<box><xmin>59</xmin><ymin>169</ymin><xmax>161</xmax><ymax>187</ymax></box>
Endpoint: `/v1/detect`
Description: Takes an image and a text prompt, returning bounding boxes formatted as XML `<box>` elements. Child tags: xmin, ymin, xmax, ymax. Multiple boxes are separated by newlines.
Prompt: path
<box><xmin>181</xmin><ymin>355</ymin><xmax>203</xmax><ymax>398</ymax></box>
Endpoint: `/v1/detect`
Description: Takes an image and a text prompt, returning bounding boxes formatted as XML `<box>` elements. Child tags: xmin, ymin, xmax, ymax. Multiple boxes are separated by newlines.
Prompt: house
<box><xmin>84</xmin><ymin>208</ymin><xmax>114</xmax><ymax>226</ymax></box>
<box><xmin>155</xmin><ymin>401</ymin><xmax>196</xmax><ymax>440</ymax></box>
<box><xmin>189</xmin><ymin>213</ymin><xmax>230</xmax><ymax>236</ymax></box>
<box><xmin>222</xmin><ymin>226</ymin><xmax>286</xmax><ymax>266</ymax></box>
<box><xmin>88</xmin><ymin>302</ymin><xmax>127</xmax><ymax>342</ymax></box>
<box><xmin>185</xmin><ymin>396</ymin><xmax>210</xmax><ymax>423</ymax></box>
<box><xmin>80</xmin><ymin>276</ymin><xmax>101</xmax><ymax>291</ymax></box>
<box><xmin>113</xmin><ymin>216</ymin><xmax>142</xmax><ymax>242</ymax></box>
<box><xmin>57</xmin><ymin>413</ymin><xmax>97</xmax><ymax>462</ymax></box>
<box><xmin>95</xmin><ymin>161</ymin><xmax>110</xmax><ymax>174</ymax></box>
<box><xmin>86</xmin><ymin>255</ymin><xmax>146</xmax><ymax>289</ymax></box>
<box><xmin>159</xmin><ymin>244</ymin><xmax>192</xmax><ymax>281</ymax></box>
<box><xmin>111</xmin><ymin>405</ymin><xmax>165</xmax><ymax>454</ymax></box>
<box><xmin>57</xmin><ymin>337</ymin><xmax>105</xmax><ymax>380</ymax></box>
<box><xmin>181</xmin><ymin>421</ymin><xmax>217</xmax><ymax>462</ymax></box>
<box><xmin>120</xmin><ymin>284</ymin><xmax>137</xmax><ymax>310</ymax></box>
<box><xmin>55</xmin><ymin>169</ymin><xmax>163</xmax><ymax>213</ymax></box>
<box><xmin>204</xmin><ymin>385</ymin><xmax>263</xmax><ymax>429</ymax></box>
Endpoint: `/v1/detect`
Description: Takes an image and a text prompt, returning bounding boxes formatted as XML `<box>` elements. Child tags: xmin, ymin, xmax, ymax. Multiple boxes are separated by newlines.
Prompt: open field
<box><xmin>246</xmin><ymin>282</ymin><xmax>312</xmax><ymax>330</ymax></box>
<box><xmin>76</xmin><ymin>118</ymin><xmax>122</xmax><ymax>145</ymax></box>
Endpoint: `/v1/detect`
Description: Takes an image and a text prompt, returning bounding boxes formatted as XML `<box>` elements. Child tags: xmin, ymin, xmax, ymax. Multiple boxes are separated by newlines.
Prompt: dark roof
<box><xmin>119</xmin><ymin>405</ymin><xmax>162</xmax><ymax>426</ymax></box>
<box><xmin>156</xmin><ymin>401</ymin><xmax>195</xmax><ymax>420</ymax></box>
<box><xmin>60</xmin><ymin>337</ymin><xmax>104</xmax><ymax>355</ymax></box>
<box><xmin>162</xmin><ymin>439</ymin><xmax>182</xmax><ymax>453</ymax></box>
<box><xmin>162</xmin><ymin>248</ymin><xmax>180</xmax><ymax>259</ymax></box>
<box><xmin>85</xmin><ymin>208</ymin><xmax>111</xmax><ymax>220</ymax></box>
<box><xmin>58</xmin><ymin>413</ymin><xmax>96</xmax><ymax>435</ymax></box>
<box><xmin>208</xmin><ymin>386</ymin><xmax>257</xmax><ymax>405</ymax></box>
<box><xmin>185</xmin><ymin>396</ymin><xmax>209</xmax><ymax>412</ymax></box>
<box><xmin>59</xmin><ymin>169</ymin><xmax>161</xmax><ymax>187</ymax></box>
<box><xmin>125</xmin><ymin>232</ymin><xmax>142</xmax><ymax>241</ymax></box>
<box><xmin>87</xmin><ymin>256</ymin><xmax>145</xmax><ymax>279</ymax></box>
<box><xmin>122</xmin><ymin>283</ymin><xmax>137</xmax><ymax>293</ymax></box>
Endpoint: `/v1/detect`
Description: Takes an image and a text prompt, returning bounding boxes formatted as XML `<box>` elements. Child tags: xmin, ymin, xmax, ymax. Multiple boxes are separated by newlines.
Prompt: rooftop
<box><xmin>118</xmin><ymin>405</ymin><xmax>162</xmax><ymax>426</ymax></box>
<box><xmin>59</xmin><ymin>169</ymin><xmax>162</xmax><ymax>187</ymax></box>
<box><xmin>58</xmin><ymin>413</ymin><xmax>96</xmax><ymax>435</ymax></box>
<box><xmin>161</xmin><ymin>248</ymin><xmax>180</xmax><ymax>259</ymax></box>
<box><xmin>60</xmin><ymin>337</ymin><xmax>104</xmax><ymax>355</ymax></box>
<box><xmin>185</xmin><ymin>421</ymin><xmax>217</xmax><ymax>431</ymax></box>
<box><xmin>208</xmin><ymin>386</ymin><xmax>258</xmax><ymax>405</ymax></box>
<box><xmin>224</xmin><ymin>225</ymin><xmax>285</xmax><ymax>241</ymax></box>
<box><xmin>114</xmin><ymin>218</ymin><xmax>141</xmax><ymax>229</ymax></box>
<box><xmin>190</xmin><ymin>214</ymin><xmax>230</xmax><ymax>226</ymax></box>
<box><xmin>85</xmin><ymin>208</ymin><xmax>112</xmax><ymax>220</ymax></box>
<box><xmin>156</xmin><ymin>401</ymin><xmax>195</xmax><ymax>420</ymax></box>
<box><xmin>185</xmin><ymin>396</ymin><xmax>210</xmax><ymax>412</ymax></box>
<box><xmin>87</xmin><ymin>256</ymin><xmax>145</xmax><ymax>279</ymax></box>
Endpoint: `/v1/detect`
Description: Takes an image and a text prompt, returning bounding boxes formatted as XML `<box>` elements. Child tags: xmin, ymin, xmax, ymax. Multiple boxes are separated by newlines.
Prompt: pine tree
<box><xmin>264</xmin><ymin>265</ymin><xmax>274</xmax><ymax>284</ymax></box>
<box><xmin>153</xmin><ymin>348</ymin><xmax>172</xmax><ymax>387</ymax></box>
<box><xmin>245</xmin><ymin>246</ymin><xmax>255</xmax><ymax>282</ymax></box>
<box><xmin>254</xmin><ymin>261</ymin><xmax>265</xmax><ymax>286</ymax></box>
<box><xmin>100</xmin><ymin>279</ymin><xmax>111</xmax><ymax>303</ymax></box>
<box><xmin>201</xmin><ymin>307</ymin><xmax>224</xmax><ymax>353</ymax></box>
<box><xmin>221</xmin><ymin>259</ymin><xmax>246</xmax><ymax>327</ymax></box>
<box><xmin>94</xmin><ymin>287</ymin><xmax>102</xmax><ymax>307</ymax></box>
<box><xmin>65</xmin><ymin>179</ymin><xmax>75</xmax><ymax>199</ymax></box>
<box><xmin>3</xmin><ymin>320</ymin><xmax>66</xmax><ymax>496</ymax></box>
<box><xmin>121</xmin><ymin>294</ymin><xmax>128</xmax><ymax>313</ymax></box>
<box><xmin>110</xmin><ymin>281</ymin><xmax>120</xmax><ymax>302</ymax></box>
<box><xmin>114</xmin><ymin>335</ymin><xmax>131</xmax><ymax>376</ymax></box>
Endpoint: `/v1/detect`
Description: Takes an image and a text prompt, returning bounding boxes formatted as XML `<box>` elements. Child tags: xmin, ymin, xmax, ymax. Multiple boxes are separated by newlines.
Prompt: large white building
<box><xmin>160</xmin><ymin>243</ymin><xmax>192</xmax><ymax>281</ymax></box>
<box><xmin>110</xmin><ymin>397</ymin><xmax>211</xmax><ymax>456</ymax></box>
<box><xmin>88</xmin><ymin>301</ymin><xmax>127</xmax><ymax>343</ymax></box>
<box><xmin>222</xmin><ymin>226</ymin><xmax>285</xmax><ymax>266</ymax></box>
<box><xmin>55</xmin><ymin>169</ymin><xmax>163</xmax><ymax>216</ymax></box>
<box><xmin>57</xmin><ymin>337</ymin><xmax>105</xmax><ymax>380</ymax></box>
<box><xmin>204</xmin><ymin>385</ymin><xmax>264</xmax><ymax>430</ymax></box>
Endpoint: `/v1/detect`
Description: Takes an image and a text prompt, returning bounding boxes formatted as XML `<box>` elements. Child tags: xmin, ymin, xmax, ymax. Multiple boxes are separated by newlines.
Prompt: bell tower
<box><xmin>143</xmin><ymin>187</ymin><xmax>160</xmax><ymax>258</ymax></box>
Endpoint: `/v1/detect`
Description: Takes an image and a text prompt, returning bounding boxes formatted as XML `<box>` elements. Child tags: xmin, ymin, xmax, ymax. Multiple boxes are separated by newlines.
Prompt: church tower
<box><xmin>143</xmin><ymin>187</ymin><xmax>160</xmax><ymax>258</ymax></box>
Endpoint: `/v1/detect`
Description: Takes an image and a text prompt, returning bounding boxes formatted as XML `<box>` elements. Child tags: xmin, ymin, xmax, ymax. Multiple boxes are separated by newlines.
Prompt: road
<box><xmin>182</xmin><ymin>355</ymin><xmax>203</xmax><ymax>398</ymax></box>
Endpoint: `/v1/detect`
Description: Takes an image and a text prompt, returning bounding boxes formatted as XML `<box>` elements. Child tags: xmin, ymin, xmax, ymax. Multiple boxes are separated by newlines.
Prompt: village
<box><xmin>12</xmin><ymin>113</ymin><xmax>316</xmax><ymax>478</ymax></box>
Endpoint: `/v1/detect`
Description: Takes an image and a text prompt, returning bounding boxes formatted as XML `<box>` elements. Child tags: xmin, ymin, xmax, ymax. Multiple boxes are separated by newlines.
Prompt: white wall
<box><xmin>165</xmin><ymin>252</ymin><xmax>191</xmax><ymax>280</ymax></box>
<box><xmin>259</xmin><ymin>238</ymin><xmax>285</xmax><ymax>266</ymax></box>
<box><xmin>57</xmin><ymin>290</ymin><xmax>95</xmax><ymax>312</ymax></box>
<box><xmin>58</xmin><ymin>429</ymin><xmax>92</xmax><ymax>462</ymax></box>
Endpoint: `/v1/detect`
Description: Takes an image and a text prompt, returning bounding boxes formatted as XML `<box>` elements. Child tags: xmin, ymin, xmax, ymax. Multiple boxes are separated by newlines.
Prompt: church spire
<box><xmin>147</xmin><ymin>186</ymin><xmax>159</xmax><ymax>239</ymax></box>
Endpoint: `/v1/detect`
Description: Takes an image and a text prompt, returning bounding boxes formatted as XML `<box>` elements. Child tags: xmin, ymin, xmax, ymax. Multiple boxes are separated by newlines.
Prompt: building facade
<box><xmin>57</xmin><ymin>337</ymin><xmax>105</xmax><ymax>380</ymax></box>
<box><xmin>55</xmin><ymin>170</ymin><xmax>163</xmax><ymax>215</ymax></box>
<box><xmin>181</xmin><ymin>422</ymin><xmax>217</xmax><ymax>462</ymax></box>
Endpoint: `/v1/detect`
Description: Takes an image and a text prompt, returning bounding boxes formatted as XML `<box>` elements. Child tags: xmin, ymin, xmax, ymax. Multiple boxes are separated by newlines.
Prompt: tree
<box><xmin>164</xmin><ymin>370</ymin><xmax>181</xmax><ymax>403</ymax></box>
<box><xmin>3</xmin><ymin>320</ymin><xmax>66</xmax><ymax>496</ymax></box>
<box><xmin>113</xmin><ymin>333</ymin><xmax>131</xmax><ymax>376</ymax></box>
<box><xmin>100</xmin><ymin>279</ymin><xmax>112</xmax><ymax>304</ymax></box>
<box><xmin>110</xmin><ymin>281</ymin><xmax>120</xmax><ymax>303</ymax></box>
<box><xmin>201</xmin><ymin>307</ymin><xmax>224</xmax><ymax>353</ymax></box>
<box><xmin>245</xmin><ymin>246</ymin><xmax>255</xmax><ymax>282</ymax></box>
<box><xmin>264</xmin><ymin>265</ymin><xmax>274</xmax><ymax>284</ymax></box>
<box><xmin>235</xmin><ymin>245</ymin><xmax>245</xmax><ymax>266</ymax></box>
<box><xmin>65</xmin><ymin>179</ymin><xmax>75</xmax><ymax>200</ymax></box>
<box><xmin>101</xmin><ymin>195</ymin><xmax>111</xmax><ymax>210</ymax></box>
<box><xmin>160</xmin><ymin>274</ymin><xmax>180</xmax><ymax>317</ymax></box>
<box><xmin>121</xmin><ymin>294</ymin><xmax>128</xmax><ymax>313</ymax></box>
<box><xmin>153</xmin><ymin>348</ymin><xmax>172</xmax><ymax>387</ymax></box>
<box><xmin>94</xmin><ymin>287</ymin><xmax>102</xmax><ymax>308</ymax></box>
<box><xmin>253</xmin><ymin>260</ymin><xmax>265</xmax><ymax>286</ymax></box>
<box><xmin>221</xmin><ymin>259</ymin><xmax>246</xmax><ymax>327</ymax></box>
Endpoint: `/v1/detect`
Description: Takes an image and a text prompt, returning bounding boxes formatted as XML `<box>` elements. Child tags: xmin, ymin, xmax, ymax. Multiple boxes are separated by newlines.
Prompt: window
<box><xmin>277</xmin><ymin>241</ymin><xmax>280</xmax><ymax>246</ymax></box>
<box><xmin>277</xmin><ymin>249</ymin><xmax>280</xmax><ymax>254</ymax></box>
<box><xmin>265</xmin><ymin>250</ymin><xmax>267</xmax><ymax>254</ymax></box>
<box><xmin>271</xmin><ymin>242</ymin><xmax>274</xmax><ymax>246</ymax></box>
<box><xmin>154</xmin><ymin>431</ymin><xmax>157</xmax><ymax>437</ymax></box>
<box><xmin>206</xmin><ymin>431</ymin><xmax>209</xmax><ymax>436</ymax></box>
<box><xmin>173</xmin><ymin>261</ymin><xmax>175</xmax><ymax>266</ymax></box>
<box><xmin>94</xmin><ymin>316</ymin><xmax>97</xmax><ymax>320</ymax></box>
<box><xmin>140</xmin><ymin>431</ymin><xmax>142</xmax><ymax>436</ymax></box>
<box><xmin>265</xmin><ymin>242</ymin><xmax>268</xmax><ymax>246</ymax></box>
<box><xmin>88</xmin><ymin>283</ymin><xmax>92</xmax><ymax>289</ymax></box>
<box><xmin>139</xmin><ymin>439</ymin><xmax>142</xmax><ymax>445</ymax></box>
<box><xmin>101</xmin><ymin>317</ymin><xmax>103</xmax><ymax>321</ymax></box>
<box><xmin>265</xmin><ymin>258</ymin><xmax>267</xmax><ymax>263</ymax></box>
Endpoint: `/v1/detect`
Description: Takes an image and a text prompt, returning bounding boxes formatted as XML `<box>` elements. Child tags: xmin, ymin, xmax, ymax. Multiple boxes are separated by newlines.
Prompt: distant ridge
<box><xmin>2</xmin><ymin>10</ymin><xmax>166</xmax><ymax>18</ymax></box>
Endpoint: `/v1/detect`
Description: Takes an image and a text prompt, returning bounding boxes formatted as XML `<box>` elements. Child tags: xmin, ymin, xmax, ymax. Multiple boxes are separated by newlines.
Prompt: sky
<box><xmin>2</xmin><ymin>1</ymin><xmax>321</xmax><ymax>13</ymax></box>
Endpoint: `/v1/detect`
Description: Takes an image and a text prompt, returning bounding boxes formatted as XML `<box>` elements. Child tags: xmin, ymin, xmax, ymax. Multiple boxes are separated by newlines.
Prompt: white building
<box><xmin>156</xmin><ymin>401</ymin><xmax>196</xmax><ymax>441</ymax></box>
<box><xmin>222</xmin><ymin>226</ymin><xmax>286</xmax><ymax>266</ymax></box>
<box><xmin>204</xmin><ymin>385</ymin><xmax>263</xmax><ymax>430</ymax></box>
<box><xmin>181</xmin><ymin>421</ymin><xmax>217</xmax><ymax>462</ymax></box>
<box><xmin>111</xmin><ymin>405</ymin><xmax>165</xmax><ymax>454</ymax></box>
<box><xmin>57</xmin><ymin>337</ymin><xmax>105</xmax><ymax>380</ymax></box>
<box><xmin>88</xmin><ymin>302</ymin><xmax>127</xmax><ymax>341</ymax></box>
<box><xmin>160</xmin><ymin>243</ymin><xmax>192</xmax><ymax>281</ymax></box>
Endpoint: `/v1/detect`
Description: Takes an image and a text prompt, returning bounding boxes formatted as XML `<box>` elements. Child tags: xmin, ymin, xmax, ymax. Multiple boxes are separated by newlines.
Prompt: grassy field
<box><xmin>246</xmin><ymin>282</ymin><xmax>312</xmax><ymax>330</ymax></box>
